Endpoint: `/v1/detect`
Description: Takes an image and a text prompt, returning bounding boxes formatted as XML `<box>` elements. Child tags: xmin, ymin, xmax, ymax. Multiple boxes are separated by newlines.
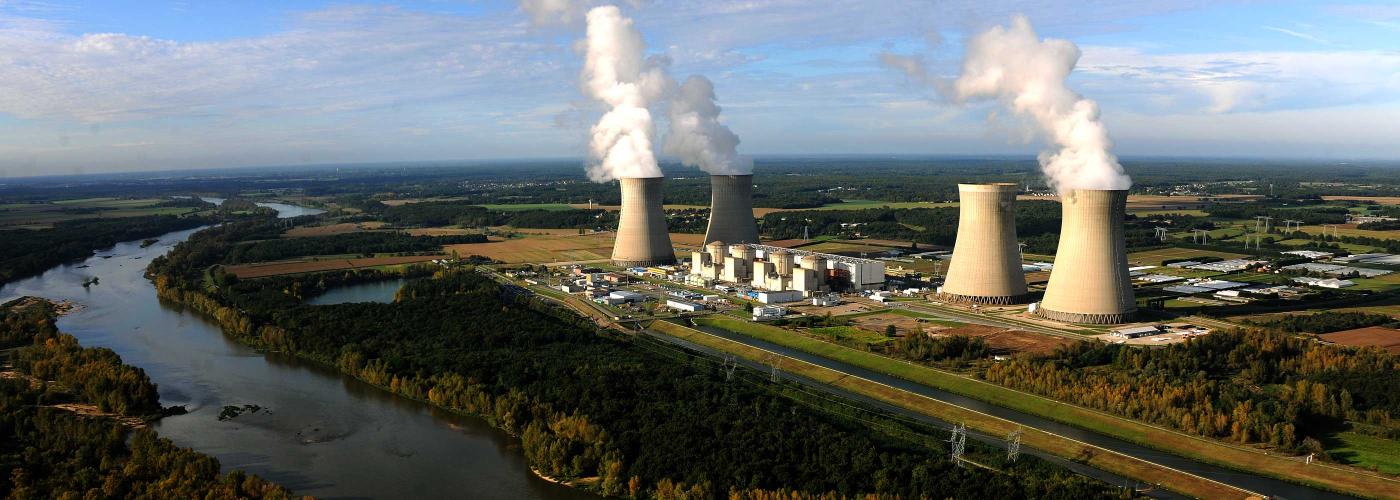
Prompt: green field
<box><xmin>1327</xmin><ymin>431</ymin><xmax>1400</xmax><ymax>475</ymax></box>
<box><xmin>812</xmin><ymin>199</ymin><xmax>957</xmax><ymax>210</ymax></box>
<box><xmin>1126</xmin><ymin>247</ymin><xmax>1249</xmax><ymax>266</ymax></box>
<box><xmin>480</xmin><ymin>203</ymin><xmax>578</xmax><ymax>211</ymax></box>
<box><xmin>810</xmin><ymin>326</ymin><xmax>890</xmax><ymax>346</ymax></box>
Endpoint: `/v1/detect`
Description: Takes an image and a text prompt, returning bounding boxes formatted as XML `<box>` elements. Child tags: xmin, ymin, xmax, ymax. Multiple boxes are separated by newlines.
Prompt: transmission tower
<box><xmin>723</xmin><ymin>355</ymin><xmax>738</xmax><ymax>381</ymax></box>
<box><xmin>949</xmin><ymin>423</ymin><xmax>967</xmax><ymax>467</ymax></box>
<box><xmin>762</xmin><ymin>353</ymin><xmax>782</xmax><ymax>382</ymax></box>
<box><xmin>1154</xmin><ymin>227</ymin><xmax>1168</xmax><ymax>242</ymax></box>
<box><xmin>1192</xmin><ymin>229</ymin><xmax>1209</xmax><ymax>244</ymax></box>
<box><xmin>1007</xmin><ymin>427</ymin><xmax>1023</xmax><ymax>462</ymax></box>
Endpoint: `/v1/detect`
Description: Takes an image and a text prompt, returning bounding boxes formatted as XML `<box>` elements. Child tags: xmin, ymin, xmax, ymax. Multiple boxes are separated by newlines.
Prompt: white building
<box><xmin>753</xmin><ymin>305</ymin><xmax>786</xmax><ymax>321</ymax></box>
<box><xmin>755</xmin><ymin>290</ymin><xmax>804</xmax><ymax>304</ymax></box>
<box><xmin>666</xmin><ymin>299</ymin><xmax>705</xmax><ymax>312</ymax></box>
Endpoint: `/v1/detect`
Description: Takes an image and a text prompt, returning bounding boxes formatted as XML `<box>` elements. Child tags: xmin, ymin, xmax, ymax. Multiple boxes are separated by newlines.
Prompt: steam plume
<box><xmin>953</xmin><ymin>15</ymin><xmax>1131</xmax><ymax>193</ymax></box>
<box><xmin>581</xmin><ymin>5</ymin><xmax>670</xmax><ymax>182</ymax></box>
<box><xmin>664</xmin><ymin>75</ymin><xmax>751</xmax><ymax>175</ymax></box>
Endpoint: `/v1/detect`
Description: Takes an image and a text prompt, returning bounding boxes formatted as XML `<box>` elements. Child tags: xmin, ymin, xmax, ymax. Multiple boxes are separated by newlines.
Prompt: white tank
<box><xmin>1037</xmin><ymin>189</ymin><xmax>1136</xmax><ymax>324</ymax></box>
<box><xmin>703</xmin><ymin>175</ymin><xmax>760</xmax><ymax>245</ymax></box>
<box><xmin>940</xmin><ymin>183</ymin><xmax>1029</xmax><ymax>304</ymax></box>
<box><xmin>611</xmin><ymin>177</ymin><xmax>677</xmax><ymax>267</ymax></box>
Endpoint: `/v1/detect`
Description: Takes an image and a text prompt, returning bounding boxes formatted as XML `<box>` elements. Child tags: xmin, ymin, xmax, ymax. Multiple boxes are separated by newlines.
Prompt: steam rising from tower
<box><xmin>581</xmin><ymin>5</ymin><xmax>670</xmax><ymax>182</ymax></box>
<box><xmin>665</xmin><ymin>75</ymin><xmax>751</xmax><ymax>175</ymax></box>
<box><xmin>1036</xmin><ymin>189</ymin><xmax>1136</xmax><ymax>324</ymax></box>
<box><xmin>952</xmin><ymin>16</ymin><xmax>1131</xmax><ymax>194</ymax></box>
<box><xmin>939</xmin><ymin>183</ymin><xmax>1028</xmax><ymax>304</ymax></box>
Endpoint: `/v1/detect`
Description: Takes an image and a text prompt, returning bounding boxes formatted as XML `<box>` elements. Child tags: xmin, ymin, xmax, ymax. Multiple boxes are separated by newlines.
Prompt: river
<box><xmin>0</xmin><ymin>203</ymin><xmax>594</xmax><ymax>500</ymax></box>
<box><xmin>306</xmin><ymin>279</ymin><xmax>408</xmax><ymax>306</ymax></box>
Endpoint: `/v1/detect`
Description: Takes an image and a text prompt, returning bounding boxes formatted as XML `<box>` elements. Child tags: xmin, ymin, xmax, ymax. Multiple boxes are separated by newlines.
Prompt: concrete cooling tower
<box><xmin>1036</xmin><ymin>189</ymin><xmax>1136</xmax><ymax>324</ymax></box>
<box><xmin>939</xmin><ymin>183</ymin><xmax>1028</xmax><ymax>305</ymax></box>
<box><xmin>611</xmin><ymin>177</ymin><xmax>677</xmax><ymax>267</ymax></box>
<box><xmin>703</xmin><ymin>174</ymin><xmax>760</xmax><ymax>245</ymax></box>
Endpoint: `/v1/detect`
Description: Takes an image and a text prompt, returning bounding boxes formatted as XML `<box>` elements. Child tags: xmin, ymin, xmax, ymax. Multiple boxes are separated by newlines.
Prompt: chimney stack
<box><xmin>611</xmin><ymin>177</ymin><xmax>677</xmax><ymax>267</ymax></box>
<box><xmin>704</xmin><ymin>174</ymin><xmax>760</xmax><ymax>245</ymax></box>
<box><xmin>939</xmin><ymin>183</ymin><xmax>1028</xmax><ymax>304</ymax></box>
<box><xmin>1036</xmin><ymin>189</ymin><xmax>1136</xmax><ymax>324</ymax></box>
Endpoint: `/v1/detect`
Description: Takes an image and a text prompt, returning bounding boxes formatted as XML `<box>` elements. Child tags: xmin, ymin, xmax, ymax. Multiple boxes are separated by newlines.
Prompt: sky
<box><xmin>0</xmin><ymin>0</ymin><xmax>1398</xmax><ymax>177</ymax></box>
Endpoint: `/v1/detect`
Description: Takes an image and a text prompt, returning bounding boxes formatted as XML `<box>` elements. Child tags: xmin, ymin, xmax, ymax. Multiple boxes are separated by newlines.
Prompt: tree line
<box><xmin>0</xmin><ymin>214</ymin><xmax>212</xmax><ymax>285</ymax></box>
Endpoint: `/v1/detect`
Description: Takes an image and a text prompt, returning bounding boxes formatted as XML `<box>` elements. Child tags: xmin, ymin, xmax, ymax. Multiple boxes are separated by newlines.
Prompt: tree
<box><xmin>885</xmin><ymin>324</ymin><xmax>897</xmax><ymax>337</ymax></box>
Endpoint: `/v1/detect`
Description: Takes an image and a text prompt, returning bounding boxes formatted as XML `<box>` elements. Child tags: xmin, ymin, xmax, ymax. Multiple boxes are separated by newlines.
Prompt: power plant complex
<box><xmin>938</xmin><ymin>183</ymin><xmax>1029</xmax><ymax>305</ymax></box>
<box><xmin>1033</xmin><ymin>189</ymin><xmax>1137</xmax><ymax>324</ymax></box>
<box><xmin>608</xmin><ymin>176</ymin><xmax>1137</xmax><ymax>323</ymax></box>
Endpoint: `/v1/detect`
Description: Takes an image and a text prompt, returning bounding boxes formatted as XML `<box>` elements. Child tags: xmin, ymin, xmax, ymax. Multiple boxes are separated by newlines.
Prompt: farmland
<box><xmin>1126</xmin><ymin>247</ymin><xmax>1250</xmax><ymax>266</ymax></box>
<box><xmin>0</xmin><ymin>197</ymin><xmax>207</xmax><ymax>229</ymax></box>
<box><xmin>442</xmin><ymin>231</ymin><xmax>706</xmax><ymax>264</ymax></box>
<box><xmin>224</xmin><ymin>254</ymin><xmax>445</xmax><ymax>278</ymax></box>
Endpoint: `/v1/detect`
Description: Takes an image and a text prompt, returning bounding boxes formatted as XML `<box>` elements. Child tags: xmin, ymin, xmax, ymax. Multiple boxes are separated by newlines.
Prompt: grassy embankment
<box><xmin>649</xmin><ymin>320</ymin><xmax>1253</xmax><ymax>500</ymax></box>
<box><xmin>679</xmin><ymin>316</ymin><xmax>1400</xmax><ymax>499</ymax></box>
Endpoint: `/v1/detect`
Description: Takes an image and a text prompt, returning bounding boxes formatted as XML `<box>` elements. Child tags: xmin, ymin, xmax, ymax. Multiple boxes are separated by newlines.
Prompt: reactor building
<box><xmin>703</xmin><ymin>174</ymin><xmax>760</xmax><ymax>245</ymax></box>
<box><xmin>691</xmin><ymin>242</ymin><xmax>884</xmax><ymax>295</ymax></box>
<box><xmin>1034</xmin><ymin>189</ymin><xmax>1137</xmax><ymax>324</ymax></box>
<box><xmin>938</xmin><ymin>183</ymin><xmax>1029</xmax><ymax>305</ymax></box>
<box><xmin>611</xmin><ymin>177</ymin><xmax>677</xmax><ymax>267</ymax></box>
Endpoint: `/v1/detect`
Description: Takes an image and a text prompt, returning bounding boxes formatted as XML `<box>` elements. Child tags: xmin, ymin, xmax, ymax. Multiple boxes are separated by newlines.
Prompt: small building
<box><xmin>609</xmin><ymin>291</ymin><xmax>647</xmax><ymax>303</ymax></box>
<box><xmin>1111</xmin><ymin>325</ymin><xmax>1162</xmax><ymax>339</ymax></box>
<box><xmin>666</xmin><ymin>299</ymin><xmax>705</xmax><ymax>312</ymax></box>
<box><xmin>753</xmin><ymin>305</ymin><xmax>786</xmax><ymax>321</ymax></box>
<box><xmin>755</xmin><ymin>290</ymin><xmax>804</xmax><ymax>304</ymax></box>
<box><xmin>558</xmin><ymin>283</ymin><xmax>584</xmax><ymax>293</ymax></box>
<box><xmin>811</xmin><ymin>295</ymin><xmax>840</xmax><ymax>307</ymax></box>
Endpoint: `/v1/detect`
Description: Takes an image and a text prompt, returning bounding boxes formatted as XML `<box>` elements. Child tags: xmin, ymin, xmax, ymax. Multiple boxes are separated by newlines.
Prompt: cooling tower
<box><xmin>611</xmin><ymin>177</ymin><xmax>677</xmax><ymax>267</ymax></box>
<box><xmin>1036</xmin><ymin>189</ymin><xmax>1136</xmax><ymax>324</ymax></box>
<box><xmin>703</xmin><ymin>175</ymin><xmax>760</xmax><ymax>245</ymax></box>
<box><xmin>939</xmin><ymin>183</ymin><xmax>1028</xmax><ymax>305</ymax></box>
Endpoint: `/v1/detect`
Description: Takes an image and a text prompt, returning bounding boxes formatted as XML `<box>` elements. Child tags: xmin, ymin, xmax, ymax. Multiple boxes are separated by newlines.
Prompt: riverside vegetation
<box><xmin>149</xmin><ymin>217</ymin><xmax>1126</xmax><ymax>499</ymax></box>
<box><xmin>0</xmin><ymin>297</ymin><xmax>299</xmax><ymax>498</ymax></box>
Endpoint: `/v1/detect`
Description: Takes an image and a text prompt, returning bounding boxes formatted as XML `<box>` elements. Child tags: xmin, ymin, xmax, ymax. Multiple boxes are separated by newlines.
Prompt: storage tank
<box><xmin>611</xmin><ymin>177</ymin><xmax>677</xmax><ymax>267</ymax></box>
<box><xmin>703</xmin><ymin>174</ymin><xmax>760</xmax><ymax>245</ymax></box>
<box><xmin>940</xmin><ymin>183</ymin><xmax>1029</xmax><ymax>304</ymax></box>
<box><xmin>1036</xmin><ymin>189</ymin><xmax>1136</xmax><ymax>324</ymax></box>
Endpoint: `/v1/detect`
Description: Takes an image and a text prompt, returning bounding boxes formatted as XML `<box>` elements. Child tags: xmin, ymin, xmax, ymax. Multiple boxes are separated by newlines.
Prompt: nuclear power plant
<box><xmin>611</xmin><ymin>177</ymin><xmax>677</xmax><ymax>267</ymax></box>
<box><xmin>1034</xmin><ymin>189</ymin><xmax>1137</xmax><ymax>324</ymax></box>
<box><xmin>704</xmin><ymin>174</ymin><xmax>760</xmax><ymax>245</ymax></box>
<box><xmin>938</xmin><ymin>183</ymin><xmax>1029</xmax><ymax>305</ymax></box>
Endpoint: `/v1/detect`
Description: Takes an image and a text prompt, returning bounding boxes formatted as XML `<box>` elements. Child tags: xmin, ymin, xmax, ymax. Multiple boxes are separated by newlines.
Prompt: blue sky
<box><xmin>0</xmin><ymin>0</ymin><xmax>1397</xmax><ymax>177</ymax></box>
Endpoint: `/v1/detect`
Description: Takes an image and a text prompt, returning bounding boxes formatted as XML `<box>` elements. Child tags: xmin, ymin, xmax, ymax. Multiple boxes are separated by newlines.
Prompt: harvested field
<box><xmin>442</xmin><ymin>231</ymin><xmax>705</xmax><ymax>264</ymax></box>
<box><xmin>1320</xmin><ymin>327</ymin><xmax>1400</xmax><ymax>353</ymax></box>
<box><xmin>378</xmin><ymin>197</ymin><xmax>470</xmax><ymax>206</ymax></box>
<box><xmin>1323</xmin><ymin>196</ymin><xmax>1400</xmax><ymax>206</ymax></box>
<box><xmin>1295</xmin><ymin>223</ymin><xmax>1400</xmax><ymax>240</ymax></box>
<box><xmin>846</xmin><ymin>312</ymin><xmax>940</xmax><ymax>335</ymax></box>
<box><xmin>406</xmin><ymin>227</ymin><xmax>479</xmax><ymax>236</ymax></box>
<box><xmin>790</xmin><ymin>302</ymin><xmax>881</xmax><ymax>316</ymax></box>
<box><xmin>225</xmin><ymin>255</ymin><xmax>444</xmax><ymax>278</ymax></box>
<box><xmin>283</xmin><ymin>223</ymin><xmax>382</xmax><ymax>237</ymax></box>
<box><xmin>800</xmin><ymin>241</ymin><xmax>900</xmax><ymax>256</ymax></box>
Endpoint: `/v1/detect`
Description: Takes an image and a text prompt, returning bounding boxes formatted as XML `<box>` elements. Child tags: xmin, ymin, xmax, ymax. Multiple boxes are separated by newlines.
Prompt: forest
<box><xmin>146</xmin><ymin>222</ymin><xmax>1123</xmax><ymax>499</ymax></box>
<box><xmin>0</xmin><ymin>298</ymin><xmax>299</xmax><ymax>499</ymax></box>
<box><xmin>981</xmin><ymin>330</ymin><xmax>1400</xmax><ymax>456</ymax></box>
<box><xmin>0</xmin><ymin>214</ymin><xmax>212</xmax><ymax>285</ymax></box>
<box><xmin>1243</xmin><ymin>312</ymin><xmax>1398</xmax><ymax>334</ymax></box>
<box><xmin>222</xmin><ymin>231</ymin><xmax>486</xmax><ymax>263</ymax></box>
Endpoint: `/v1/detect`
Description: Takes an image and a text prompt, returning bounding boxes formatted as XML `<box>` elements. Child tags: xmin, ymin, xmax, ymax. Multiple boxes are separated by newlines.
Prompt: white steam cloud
<box><xmin>581</xmin><ymin>5</ymin><xmax>671</xmax><ymax>182</ymax></box>
<box><xmin>952</xmin><ymin>15</ymin><xmax>1131</xmax><ymax>193</ymax></box>
<box><xmin>664</xmin><ymin>75</ymin><xmax>750</xmax><ymax>175</ymax></box>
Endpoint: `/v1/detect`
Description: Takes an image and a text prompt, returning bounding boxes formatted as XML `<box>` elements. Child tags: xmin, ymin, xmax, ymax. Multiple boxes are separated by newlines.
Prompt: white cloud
<box><xmin>1077</xmin><ymin>46</ymin><xmax>1400</xmax><ymax>113</ymax></box>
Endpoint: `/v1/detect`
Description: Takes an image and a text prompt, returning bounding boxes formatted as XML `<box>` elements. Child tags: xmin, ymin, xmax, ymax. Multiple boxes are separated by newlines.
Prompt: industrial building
<box><xmin>938</xmin><ymin>183</ymin><xmax>1029</xmax><ymax>304</ymax></box>
<box><xmin>1035</xmin><ymin>189</ymin><xmax>1137</xmax><ymax>324</ymax></box>
<box><xmin>611</xmin><ymin>177</ymin><xmax>677</xmax><ymax>267</ymax></box>
<box><xmin>704</xmin><ymin>174</ymin><xmax>760</xmax><ymax>245</ymax></box>
<box><xmin>689</xmin><ymin>242</ymin><xmax>886</xmax><ymax>296</ymax></box>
